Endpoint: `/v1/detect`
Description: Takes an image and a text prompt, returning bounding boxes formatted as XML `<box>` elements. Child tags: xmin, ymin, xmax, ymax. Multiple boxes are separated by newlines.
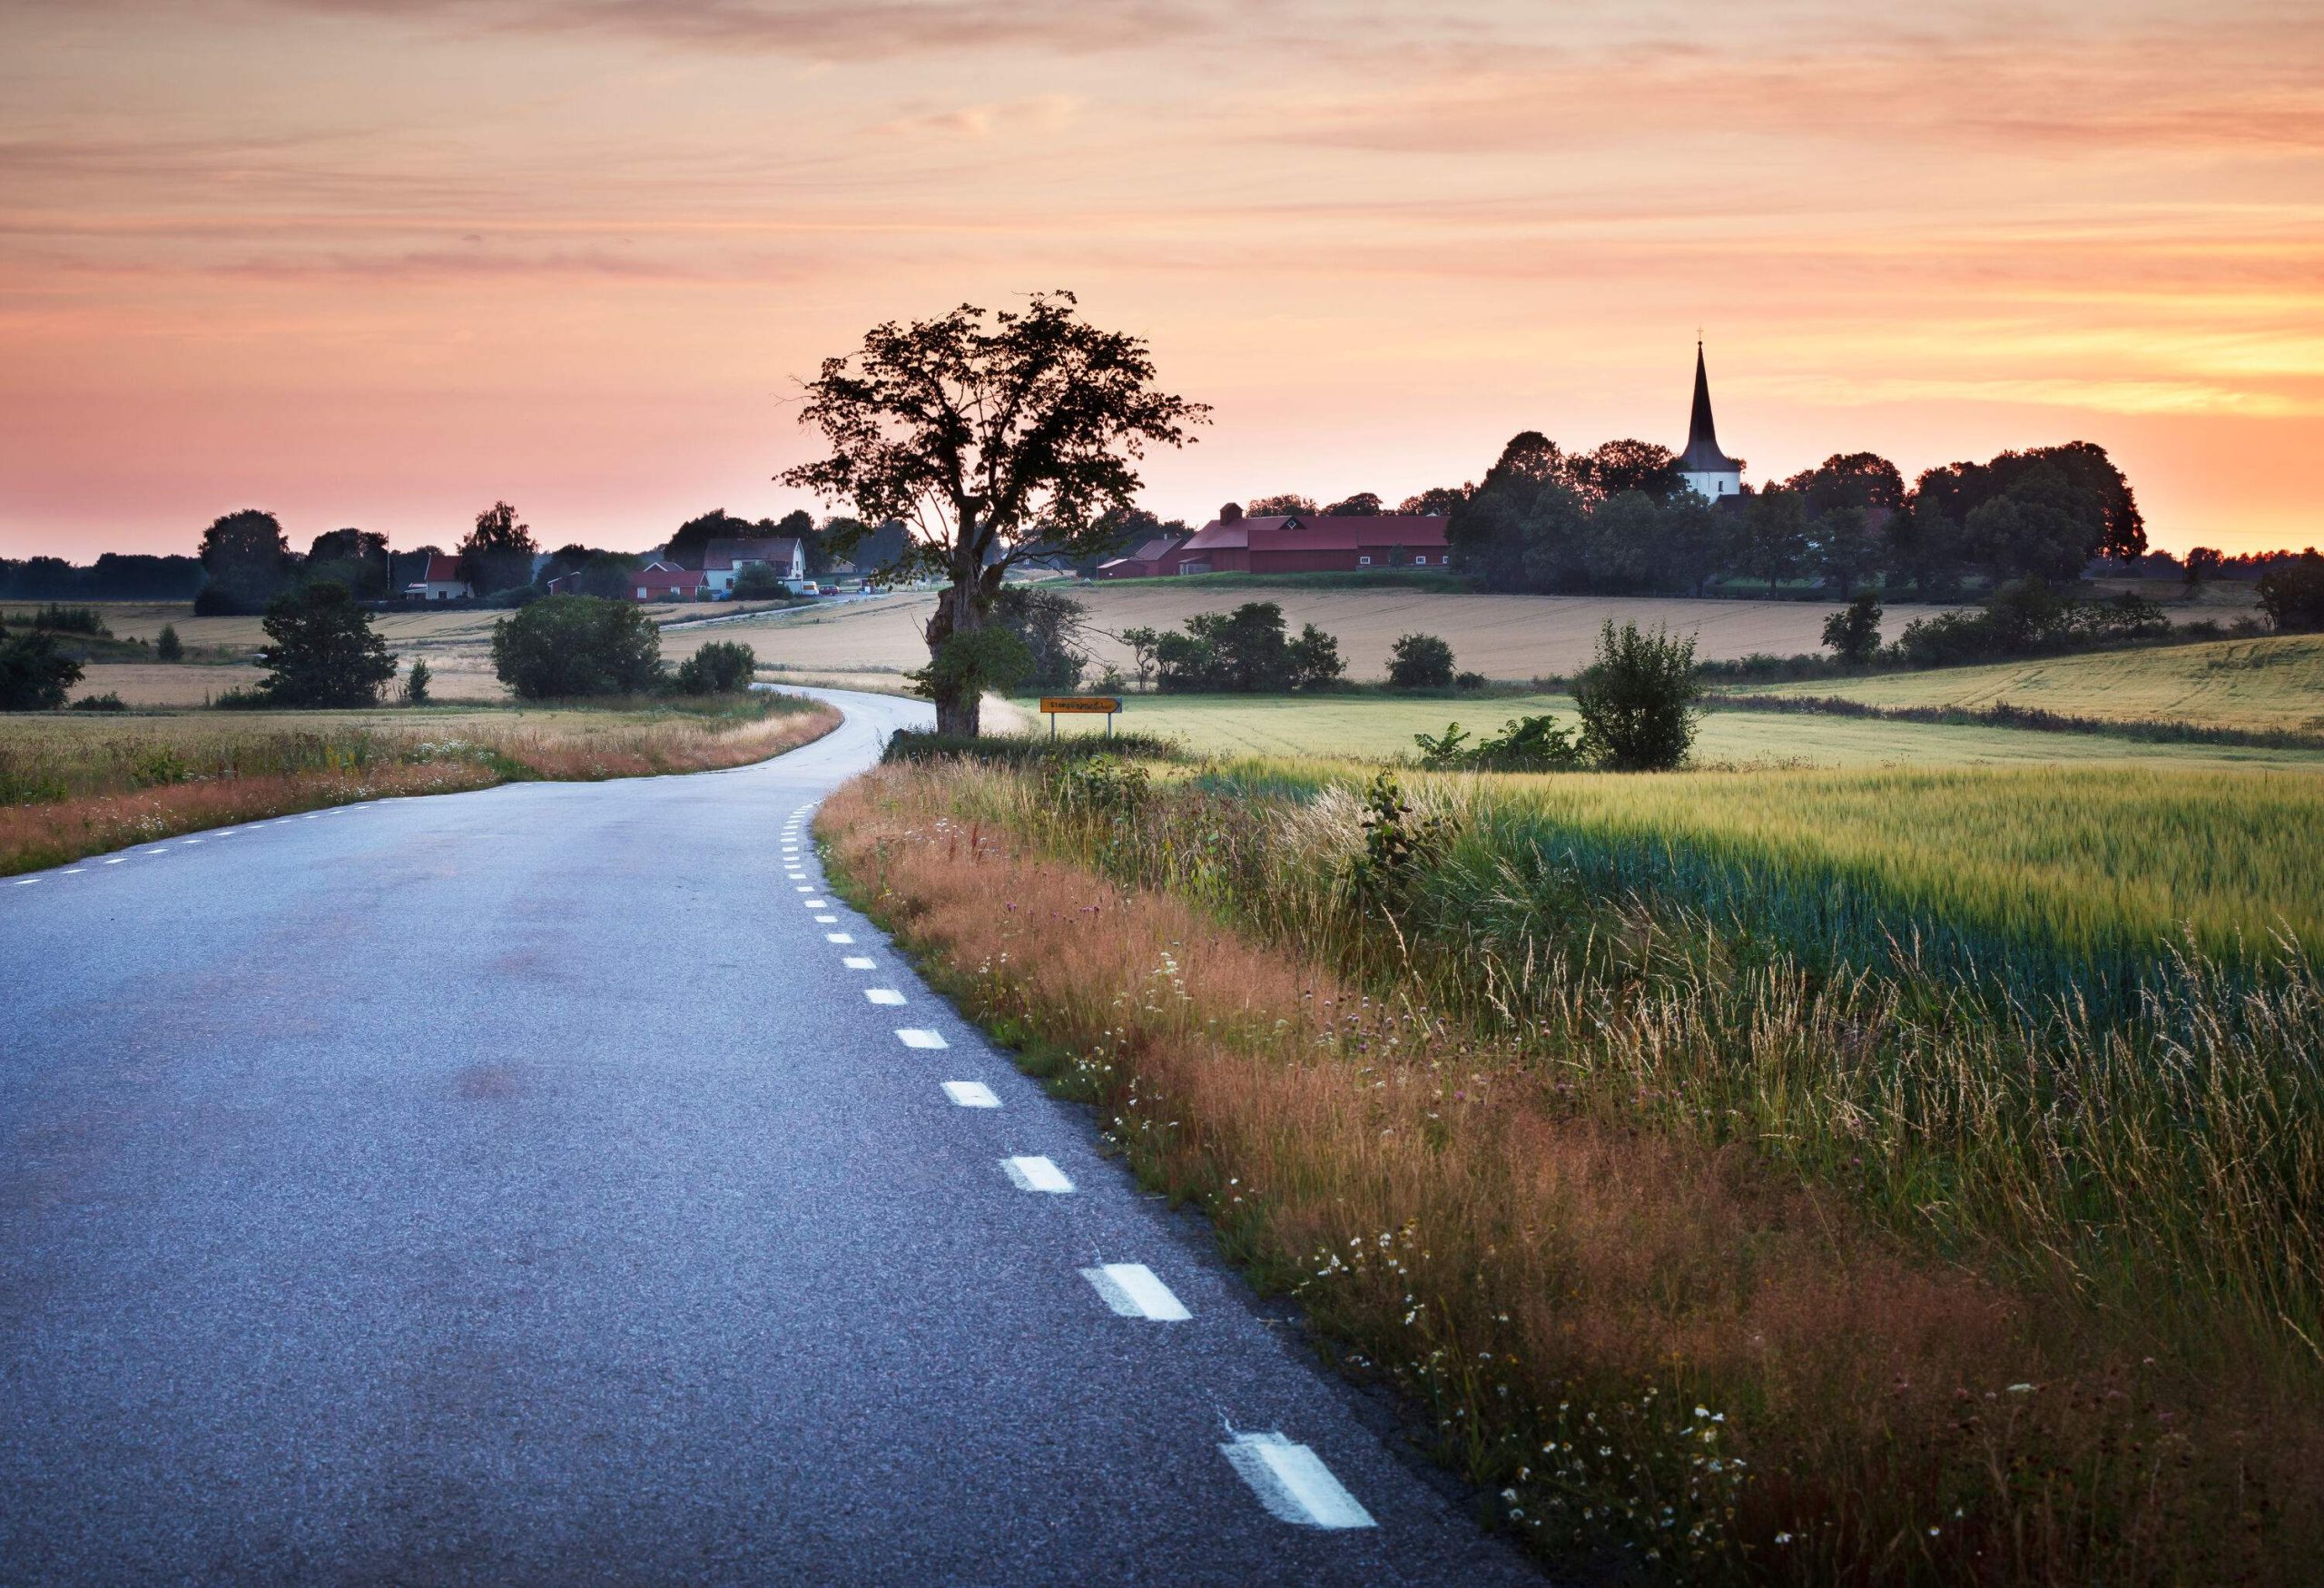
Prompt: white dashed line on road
<box><xmin>941</xmin><ymin>1081</ymin><xmax>1000</xmax><ymax>1109</ymax></box>
<box><xmin>1002</xmin><ymin>1156</ymin><xmax>1074</xmax><ymax>1193</ymax></box>
<box><xmin>814</xmin><ymin>914</ymin><xmax>838</xmax><ymax>923</ymax></box>
<box><xmin>803</xmin><ymin>898</ymin><xmax>827</xmax><ymax>907</ymax></box>
<box><xmin>842</xmin><ymin>956</ymin><xmax>875</xmax><ymax>970</ymax></box>
<box><xmin>863</xmin><ymin>988</ymin><xmax>905</xmax><ymax>1006</ymax></box>
<box><xmin>13</xmin><ymin>877</ymin><xmax>40</xmax><ymax>886</ymax></box>
<box><xmin>1219</xmin><ymin>1434</ymin><xmax>1377</xmax><ymax>1530</ymax></box>
<box><xmin>826</xmin><ymin>932</ymin><xmax>855</xmax><ymax>944</ymax></box>
<box><xmin>794</xmin><ymin>884</ymin><xmax>813</xmax><ymax>893</ymax></box>
<box><xmin>896</xmin><ymin>1028</ymin><xmax>946</xmax><ymax>1050</ymax></box>
<box><xmin>1081</xmin><ymin>1264</ymin><xmax>1191</xmax><ymax>1321</ymax></box>
<box><xmin>103</xmin><ymin>857</ymin><xmax>128</xmax><ymax>865</ymax></box>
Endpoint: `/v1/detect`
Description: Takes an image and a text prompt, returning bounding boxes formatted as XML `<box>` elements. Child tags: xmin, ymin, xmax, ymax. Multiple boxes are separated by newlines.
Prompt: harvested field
<box><xmin>1741</xmin><ymin>633</ymin><xmax>2324</xmax><ymax>734</ymax></box>
<box><xmin>643</xmin><ymin>587</ymin><xmax>1975</xmax><ymax>683</ymax></box>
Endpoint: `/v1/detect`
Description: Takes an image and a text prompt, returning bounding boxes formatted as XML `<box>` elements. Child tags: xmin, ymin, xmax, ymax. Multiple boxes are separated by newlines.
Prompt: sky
<box><xmin>3</xmin><ymin>0</ymin><xmax>2319</xmax><ymax>558</ymax></box>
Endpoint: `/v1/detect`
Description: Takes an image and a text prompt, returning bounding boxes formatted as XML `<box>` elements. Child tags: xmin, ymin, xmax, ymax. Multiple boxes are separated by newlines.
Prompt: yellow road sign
<box><xmin>1039</xmin><ymin>696</ymin><xmax>1122</xmax><ymax>715</ymax></box>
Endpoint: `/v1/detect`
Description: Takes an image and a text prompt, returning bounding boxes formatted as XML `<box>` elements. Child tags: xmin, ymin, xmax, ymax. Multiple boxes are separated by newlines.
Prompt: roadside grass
<box><xmin>1033</xmin><ymin>690</ymin><xmax>2324</xmax><ymax>771</ymax></box>
<box><xmin>0</xmin><ymin>694</ymin><xmax>838</xmax><ymax>874</ymax></box>
<box><xmin>1730</xmin><ymin>634</ymin><xmax>2324</xmax><ymax>735</ymax></box>
<box><xmin>823</xmin><ymin>760</ymin><xmax>2320</xmax><ymax>1583</ymax></box>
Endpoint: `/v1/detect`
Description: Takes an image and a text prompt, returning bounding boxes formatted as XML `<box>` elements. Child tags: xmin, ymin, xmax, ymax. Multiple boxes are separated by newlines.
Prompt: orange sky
<box><xmin>3</xmin><ymin>0</ymin><xmax>2319</xmax><ymax>557</ymax></box>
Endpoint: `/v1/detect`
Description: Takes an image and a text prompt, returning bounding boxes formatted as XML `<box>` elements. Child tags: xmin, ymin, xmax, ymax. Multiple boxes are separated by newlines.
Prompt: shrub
<box><xmin>252</xmin><ymin>581</ymin><xmax>398</xmax><ymax>707</ymax></box>
<box><xmin>881</xmin><ymin>729</ymin><xmax>1181</xmax><ymax>766</ymax></box>
<box><xmin>731</xmin><ymin>563</ymin><xmax>798</xmax><ymax>601</ymax></box>
<box><xmin>1041</xmin><ymin>754</ymin><xmax>1150</xmax><ymax>814</ymax></box>
<box><xmin>673</xmin><ymin>639</ymin><xmax>757</xmax><ymax>695</ymax></box>
<box><xmin>1150</xmin><ymin>602</ymin><xmax>1346</xmax><ymax>693</ymax></box>
<box><xmin>1453</xmin><ymin>670</ymin><xmax>1487</xmax><ymax>691</ymax></box>
<box><xmin>490</xmin><ymin>594</ymin><xmax>665</xmax><ymax>698</ymax></box>
<box><xmin>31</xmin><ymin>604</ymin><xmax>110</xmax><ymax>636</ymax></box>
<box><xmin>403</xmin><ymin>658</ymin><xmax>431</xmax><ymax>705</ymax></box>
<box><xmin>1572</xmin><ymin>620</ymin><xmax>1701</xmax><ymax>771</ymax></box>
<box><xmin>70</xmin><ymin>691</ymin><xmax>127</xmax><ymax>712</ymax></box>
<box><xmin>155</xmin><ymin>623</ymin><xmax>183</xmax><ymax>661</ymax></box>
<box><xmin>1819</xmin><ymin>590</ymin><xmax>1882</xmax><ymax>663</ymax></box>
<box><xmin>0</xmin><ymin>627</ymin><xmax>85</xmax><ymax>711</ymax></box>
<box><xmin>2258</xmin><ymin>553</ymin><xmax>2324</xmax><ymax>632</ymax></box>
<box><xmin>1387</xmin><ymin>632</ymin><xmax>1456</xmax><ymax>688</ymax></box>
<box><xmin>1413</xmin><ymin>714</ymin><xmax>1587</xmax><ymax>772</ymax></box>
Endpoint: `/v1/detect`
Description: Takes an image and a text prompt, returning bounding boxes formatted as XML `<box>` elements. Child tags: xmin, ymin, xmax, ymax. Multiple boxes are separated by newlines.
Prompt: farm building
<box><xmin>1170</xmin><ymin>505</ymin><xmax>1450</xmax><ymax>575</ymax></box>
<box><xmin>404</xmin><ymin>552</ymin><xmax>472</xmax><ymax>601</ymax></box>
<box><xmin>632</xmin><ymin>560</ymin><xmax>706</xmax><ymax>602</ymax></box>
<box><xmin>700</xmin><ymin>538</ymin><xmax>804</xmax><ymax>596</ymax></box>
<box><xmin>1097</xmin><ymin>534</ymin><xmax>1192</xmax><ymax>579</ymax></box>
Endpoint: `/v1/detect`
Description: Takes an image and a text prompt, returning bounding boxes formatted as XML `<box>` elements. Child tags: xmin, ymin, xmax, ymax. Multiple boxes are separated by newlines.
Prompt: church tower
<box><xmin>1677</xmin><ymin>342</ymin><xmax>1744</xmax><ymax>501</ymax></box>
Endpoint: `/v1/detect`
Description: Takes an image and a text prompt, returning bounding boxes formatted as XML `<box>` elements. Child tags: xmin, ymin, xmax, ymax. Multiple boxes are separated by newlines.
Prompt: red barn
<box><xmin>1171</xmin><ymin>505</ymin><xmax>1450</xmax><ymax>575</ymax></box>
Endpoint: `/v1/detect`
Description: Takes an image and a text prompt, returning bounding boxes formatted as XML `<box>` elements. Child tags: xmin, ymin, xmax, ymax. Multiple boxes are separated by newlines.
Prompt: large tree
<box><xmin>252</xmin><ymin>582</ymin><xmax>398</xmax><ymax>706</ymax></box>
<box><xmin>460</xmin><ymin>501</ymin><xmax>537</xmax><ymax>596</ymax></box>
<box><xmin>781</xmin><ymin>292</ymin><xmax>1206</xmax><ymax>735</ymax></box>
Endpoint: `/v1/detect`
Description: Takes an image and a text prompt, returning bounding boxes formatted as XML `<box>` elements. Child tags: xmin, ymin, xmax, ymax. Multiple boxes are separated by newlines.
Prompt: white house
<box><xmin>1676</xmin><ymin>342</ymin><xmax>1744</xmax><ymax>502</ymax></box>
<box><xmin>405</xmin><ymin>552</ymin><xmax>472</xmax><ymax>601</ymax></box>
<box><xmin>701</xmin><ymin>538</ymin><xmax>806</xmax><ymax>597</ymax></box>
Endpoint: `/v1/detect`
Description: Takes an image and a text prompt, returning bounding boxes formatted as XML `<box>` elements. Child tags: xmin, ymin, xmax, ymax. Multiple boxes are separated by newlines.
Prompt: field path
<box><xmin>0</xmin><ymin>690</ymin><xmax>1531</xmax><ymax>1585</ymax></box>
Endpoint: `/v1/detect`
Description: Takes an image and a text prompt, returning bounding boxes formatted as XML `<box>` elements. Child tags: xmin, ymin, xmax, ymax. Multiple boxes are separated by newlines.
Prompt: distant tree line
<box><xmin>1423</xmin><ymin>434</ymin><xmax>2146</xmax><ymax>599</ymax></box>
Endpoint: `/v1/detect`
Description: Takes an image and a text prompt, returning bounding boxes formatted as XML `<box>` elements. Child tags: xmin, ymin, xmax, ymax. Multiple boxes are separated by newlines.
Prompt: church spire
<box><xmin>1677</xmin><ymin>340</ymin><xmax>1741</xmax><ymax>475</ymax></box>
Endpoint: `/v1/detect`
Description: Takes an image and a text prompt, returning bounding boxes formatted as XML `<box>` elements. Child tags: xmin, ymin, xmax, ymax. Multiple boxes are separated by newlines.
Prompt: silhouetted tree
<box><xmin>460</xmin><ymin>501</ymin><xmax>537</xmax><ymax>596</ymax></box>
<box><xmin>1320</xmin><ymin>491</ymin><xmax>1383</xmax><ymax>516</ymax></box>
<box><xmin>781</xmin><ymin>291</ymin><xmax>1206</xmax><ymax>735</ymax></box>
<box><xmin>253</xmin><ymin>582</ymin><xmax>398</xmax><ymax>706</ymax></box>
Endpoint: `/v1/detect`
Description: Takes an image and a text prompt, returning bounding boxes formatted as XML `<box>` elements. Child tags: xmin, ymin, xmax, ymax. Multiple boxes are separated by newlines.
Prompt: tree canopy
<box><xmin>781</xmin><ymin>291</ymin><xmax>1206</xmax><ymax>734</ymax></box>
<box><xmin>252</xmin><ymin>582</ymin><xmax>398</xmax><ymax>707</ymax></box>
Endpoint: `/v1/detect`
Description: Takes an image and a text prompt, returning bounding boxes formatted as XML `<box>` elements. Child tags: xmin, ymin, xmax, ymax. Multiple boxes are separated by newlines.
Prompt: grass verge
<box><xmin>820</xmin><ymin>756</ymin><xmax>2318</xmax><ymax>1584</ymax></box>
<box><xmin>0</xmin><ymin>693</ymin><xmax>839</xmax><ymax>874</ymax></box>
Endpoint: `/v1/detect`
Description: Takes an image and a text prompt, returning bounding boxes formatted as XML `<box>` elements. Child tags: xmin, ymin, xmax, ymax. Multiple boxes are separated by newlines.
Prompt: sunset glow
<box><xmin>4</xmin><ymin>0</ymin><xmax>2319</xmax><ymax>556</ymax></box>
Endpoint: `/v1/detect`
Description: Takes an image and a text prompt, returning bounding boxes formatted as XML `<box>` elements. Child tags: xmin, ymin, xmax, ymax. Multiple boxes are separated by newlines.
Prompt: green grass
<box><xmin>1034</xmin><ymin>690</ymin><xmax>2324</xmax><ymax>771</ymax></box>
<box><xmin>1737</xmin><ymin>634</ymin><xmax>2324</xmax><ymax>734</ymax></box>
<box><xmin>891</xmin><ymin>751</ymin><xmax>2324</xmax><ymax>1581</ymax></box>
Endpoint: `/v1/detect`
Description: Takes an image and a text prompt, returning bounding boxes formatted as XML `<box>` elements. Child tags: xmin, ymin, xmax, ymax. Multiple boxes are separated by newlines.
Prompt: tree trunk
<box><xmin>924</xmin><ymin>561</ymin><xmax>985</xmax><ymax>737</ymax></box>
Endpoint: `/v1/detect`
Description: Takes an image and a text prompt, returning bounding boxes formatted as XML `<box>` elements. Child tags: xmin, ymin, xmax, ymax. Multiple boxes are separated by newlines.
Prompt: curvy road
<box><xmin>1</xmin><ymin>689</ymin><xmax>1535</xmax><ymax>1585</ymax></box>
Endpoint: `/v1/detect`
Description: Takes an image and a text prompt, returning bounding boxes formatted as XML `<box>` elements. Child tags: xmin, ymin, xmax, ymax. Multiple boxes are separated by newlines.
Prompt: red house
<box><xmin>631</xmin><ymin>559</ymin><xmax>706</xmax><ymax>602</ymax></box>
<box><xmin>1172</xmin><ymin>504</ymin><xmax>1450</xmax><ymax>575</ymax></box>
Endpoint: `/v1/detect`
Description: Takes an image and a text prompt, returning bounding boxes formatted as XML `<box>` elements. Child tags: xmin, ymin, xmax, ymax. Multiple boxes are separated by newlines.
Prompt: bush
<box><xmin>673</xmin><ymin>639</ymin><xmax>757</xmax><ymax>695</ymax></box>
<box><xmin>732</xmin><ymin>564</ymin><xmax>799</xmax><ymax>601</ymax></box>
<box><xmin>490</xmin><ymin>594</ymin><xmax>665</xmax><ymax>698</ymax></box>
<box><xmin>252</xmin><ymin>581</ymin><xmax>399</xmax><ymax>706</ymax></box>
<box><xmin>31</xmin><ymin>604</ymin><xmax>110</xmax><ymax>636</ymax></box>
<box><xmin>1819</xmin><ymin>591</ymin><xmax>1882</xmax><ymax>663</ymax></box>
<box><xmin>1572</xmin><ymin>620</ymin><xmax>1701</xmax><ymax>771</ymax></box>
<box><xmin>155</xmin><ymin>623</ymin><xmax>183</xmax><ymax>661</ymax></box>
<box><xmin>1413</xmin><ymin>713</ymin><xmax>1587</xmax><ymax>772</ymax></box>
<box><xmin>1453</xmin><ymin>671</ymin><xmax>1487</xmax><ymax>691</ymax></box>
<box><xmin>0</xmin><ymin>626</ymin><xmax>85</xmax><ymax>711</ymax></box>
<box><xmin>1041</xmin><ymin>754</ymin><xmax>1150</xmax><ymax>814</ymax></box>
<box><xmin>71</xmin><ymin>691</ymin><xmax>127</xmax><ymax>712</ymax></box>
<box><xmin>1387</xmin><ymin>632</ymin><xmax>1456</xmax><ymax>689</ymax></box>
<box><xmin>2257</xmin><ymin>554</ymin><xmax>2324</xmax><ymax>632</ymax></box>
<box><xmin>403</xmin><ymin>658</ymin><xmax>431</xmax><ymax>705</ymax></box>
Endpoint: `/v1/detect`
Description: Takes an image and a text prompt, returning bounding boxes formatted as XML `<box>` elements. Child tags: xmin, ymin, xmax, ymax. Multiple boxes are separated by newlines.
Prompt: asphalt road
<box><xmin>0</xmin><ymin>689</ymin><xmax>1537</xmax><ymax>1585</ymax></box>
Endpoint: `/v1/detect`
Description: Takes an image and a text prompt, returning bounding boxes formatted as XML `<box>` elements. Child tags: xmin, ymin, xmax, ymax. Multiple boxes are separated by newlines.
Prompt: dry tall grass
<box><xmin>1</xmin><ymin>696</ymin><xmax>837</xmax><ymax>873</ymax></box>
<box><xmin>822</xmin><ymin>762</ymin><xmax>2317</xmax><ymax>1584</ymax></box>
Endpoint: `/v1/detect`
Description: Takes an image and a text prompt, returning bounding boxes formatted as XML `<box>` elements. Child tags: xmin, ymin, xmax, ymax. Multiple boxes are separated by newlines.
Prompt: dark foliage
<box><xmin>1820</xmin><ymin>592</ymin><xmax>1883</xmax><ymax>663</ymax></box>
<box><xmin>2257</xmin><ymin>553</ymin><xmax>2324</xmax><ymax>632</ymax></box>
<box><xmin>490</xmin><ymin>595</ymin><xmax>665</xmax><ymax>699</ymax></box>
<box><xmin>1572</xmin><ymin>621</ymin><xmax>1702</xmax><ymax>771</ymax></box>
<box><xmin>0</xmin><ymin>625</ymin><xmax>84</xmax><ymax>710</ymax></box>
<box><xmin>252</xmin><ymin>581</ymin><xmax>399</xmax><ymax>707</ymax></box>
<box><xmin>673</xmin><ymin>639</ymin><xmax>758</xmax><ymax>695</ymax></box>
<box><xmin>782</xmin><ymin>291</ymin><xmax>1207</xmax><ymax>735</ymax></box>
<box><xmin>1387</xmin><ymin>632</ymin><xmax>1456</xmax><ymax>689</ymax></box>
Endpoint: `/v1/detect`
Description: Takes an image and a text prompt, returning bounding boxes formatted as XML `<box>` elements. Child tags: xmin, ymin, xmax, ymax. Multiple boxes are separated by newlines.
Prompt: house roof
<box><xmin>703</xmin><ymin>538</ymin><xmax>801</xmax><ymax>571</ymax></box>
<box><xmin>1123</xmin><ymin>534</ymin><xmax>1189</xmax><ymax>563</ymax></box>
<box><xmin>420</xmin><ymin>552</ymin><xmax>465</xmax><ymax>583</ymax></box>
<box><xmin>636</xmin><ymin>566</ymin><xmax>705</xmax><ymax>588</ymax></box>
<box><xmin>1678</xmin><ymin>342</ymin><xmax>1742</xmax><ymax>475</ymax></box>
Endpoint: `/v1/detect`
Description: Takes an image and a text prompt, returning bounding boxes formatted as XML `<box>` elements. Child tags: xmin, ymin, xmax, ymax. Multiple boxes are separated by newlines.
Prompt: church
<box><xmin>1677</xmin><ymin>341</ymin><xmax>1745</xmax><ymax>502</ymax></box>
